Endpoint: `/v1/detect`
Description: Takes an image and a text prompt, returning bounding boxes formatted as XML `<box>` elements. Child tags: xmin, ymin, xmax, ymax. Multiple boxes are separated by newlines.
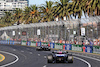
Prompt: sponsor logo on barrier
<box><xmin>93</xmin><ymin>47</ymin><xmax>100</xmax><ymax>54</ymax></box>
<box><xmin>31</xmin><ymin>42</ymin><xmax>36</xmax><ymax>46</ymax></box>
<box><xmin>85</xmin><ymin>45</ymin><xmax>93</xmax><ymax>53</ymax></box>
<box><xmin>55</xmin><ymin>44</ymin><xmax>63</xmax><ymax>49</ymax></box>
<box><xmin>65</xmin><ymin>44</ymin><xmax>71</xmax><ymax>50</ymax></box>
<box><xmin>21</xmin><ymin>41</ymin><xmax>26</xmax><ymax>45</ymax></box>
<box><xmin>72</xmin><ymin>45</ymin><xmax>82</xmax><ymax>51</ymax></box>
<box><xmin>27</xmin><ymin>41</ymin><xmax>31</xmax><ymax>46</ymax></box>
<box><xmin>41</xmin><ymin>43</ymin><xmax>48</xmax><ymax>46</ymax></box>
<box><xmin>14</xmin><ymin>41</ymin><xmax>21</xmax><ymax>45</ymax></box>
<box><xmin>66</xmin><ymin>45</ymin><xmax>70</xmax><ymax>50</ymax></box>
<box><xmin>37</xmin><ymin>42</ymin><xmax>41</xmax><ymax>46</ymax></box>
<box><xmin>50</xmin><ymin>43</ymin><xmax>55</xmax><ymax>48</ymax></box>
<box><xmin>87</xmin><ymin>47</ymin><xmax>91</xmax><ymax>53</ymax></box>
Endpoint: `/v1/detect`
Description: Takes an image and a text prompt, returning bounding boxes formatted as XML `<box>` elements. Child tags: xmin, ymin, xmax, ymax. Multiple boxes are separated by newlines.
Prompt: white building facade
<box><xmin>0</xmin><ymin>0</ymin><xmax>29</xmax><ymax>18</ymax></box>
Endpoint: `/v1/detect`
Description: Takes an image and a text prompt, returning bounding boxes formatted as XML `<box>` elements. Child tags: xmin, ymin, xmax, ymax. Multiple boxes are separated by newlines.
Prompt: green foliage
<box><xmin>0</xmin><ymin>0</ymin><xmax>100</xmax><ymax>27</ymax></box>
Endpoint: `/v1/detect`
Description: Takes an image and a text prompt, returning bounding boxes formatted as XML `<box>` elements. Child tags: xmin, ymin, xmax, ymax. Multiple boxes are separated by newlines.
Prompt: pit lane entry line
<box><xmin>0</xmin><ymin>51</ymin><xmax>19</xmax><ymax>67</ymax></box>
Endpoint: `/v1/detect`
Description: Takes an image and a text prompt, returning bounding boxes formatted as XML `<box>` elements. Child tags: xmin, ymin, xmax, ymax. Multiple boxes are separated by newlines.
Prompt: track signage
<box><xmin>72</xmin><ymin>44</ymin><xmax>82</xmax><ymax>51</ymax></box>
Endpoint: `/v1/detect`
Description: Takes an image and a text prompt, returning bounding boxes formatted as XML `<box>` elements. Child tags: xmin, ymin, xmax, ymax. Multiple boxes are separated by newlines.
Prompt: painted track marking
<box><xmin>43</xmin><ymin>65</ymin><xmax>46</xmax><ymax>67</ymax></box>
<box><xmin>0</xmin><ymin>54</ymin><xmax>5</xmax><ymax>62</ymax></box>
<box><xmin>73</xmin><ymin>54</ymin><xmax>100</xmax><ymax>62</ymax></box>
<box><xmin>0</xmin><ymin>51</ymin><xmax>19</xmax><ymax>67</ymax></box>
<box><xmin>74</xmin><ymin>56</ymin><xmax>91</xmax><ymax>67</ymax></box>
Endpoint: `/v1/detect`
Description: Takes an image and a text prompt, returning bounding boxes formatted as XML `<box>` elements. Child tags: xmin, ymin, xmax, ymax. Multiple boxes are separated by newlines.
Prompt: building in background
<box><xmin>0</xmin><ymin>0</ymin><xmax>29</xmax><ymax>18</ymax></box>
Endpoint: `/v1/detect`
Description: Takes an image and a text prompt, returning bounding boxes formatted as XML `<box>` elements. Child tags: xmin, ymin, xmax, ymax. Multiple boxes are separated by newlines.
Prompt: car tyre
<box><xmin>67</xmin><ymin>55</ymin><xmax>73</xmax><ymax>63</ymax></box>
<box><xmin>47</xmin><ymin>54</ymin><xmax>53</xmax><ymax>63</ymax></box>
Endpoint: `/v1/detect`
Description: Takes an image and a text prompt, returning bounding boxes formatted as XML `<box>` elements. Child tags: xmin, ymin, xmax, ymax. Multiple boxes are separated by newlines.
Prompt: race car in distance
<box><xmin>36</xmin><ymin>45</ymin><xmax>51</xmax><ymax>51</ymax></box>
<box><xmin>47</xmin><ymin>51</ymin><xmax>73</xmax><ymax>63</ymax></box>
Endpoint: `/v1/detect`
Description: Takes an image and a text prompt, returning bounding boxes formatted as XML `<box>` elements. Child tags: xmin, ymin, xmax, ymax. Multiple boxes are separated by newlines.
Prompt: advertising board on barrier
<box><xmin>21</xmin><ymin>41</ymin><xmax>26</xmax><ymax>46</ymax></box>
<box><xmin>10</xmin><ymin>40</ymin><xmax>14</xmax><ymax>45</ymax></box>
<box><xmin>72</xmin><ymin>44</ymin><xmax>82</xmax><ymax>51</ymax></box>
<box><xmin>31</xmin><ymin>41</ymin><xmax>36</xmax><ymax>47</ymax></box>
<box><xmin>41</xmin><ymin>42</ymin><xmax>48</xmax><ymax>46</ymax></box>
<box><xmin>27</xmin><ymin>41</ymin><xmax>31</xmax><ymax>46</ymax></box>
<box><xmin>50</xmin><ymin>42</ymin><xmax>55</xmax><ymax>48</ymax></box>
<box><xmin>93</xmin><ymin>46</ymin><xmax>100</xmax><ymax>54</ymax></box>
<box><xmin>85</xmin><ymin>45</ymin><xmax>93</xmax><ymax>53</ymax></box>
<box><xmin>37</xmin><ymin>42</ymin><xmax>41</xmax><ymax>46</ymax></box>
<box><xmin>14</xmin><ymin>41</ymin><xmax>21</xmax><ymax>45</ymax></box>
<box><xmin>65</xmin><ymin>44</ymin><xmax>72</xmax><ymax>50</ymax></box>
<box><xmin>0</xmin><ymin>40</ymin><xmax>8</xmax><ymax>44</ymax></box>
<box><xmin>55</xmin><ymin>43</ymin><xmax>63</xmax><ymax>49</ymax></box>
<box><xmin>7</xmin><ymin>40</ymin><xmax>9</xmax><ymax>44</ymax></box>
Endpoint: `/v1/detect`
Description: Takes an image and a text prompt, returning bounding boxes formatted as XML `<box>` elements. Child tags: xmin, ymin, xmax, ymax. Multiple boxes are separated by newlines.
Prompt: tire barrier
<box><xmin>1</xmin><ymin>40</ymin><xmax>100</xmax><ymax>54</ymax></box>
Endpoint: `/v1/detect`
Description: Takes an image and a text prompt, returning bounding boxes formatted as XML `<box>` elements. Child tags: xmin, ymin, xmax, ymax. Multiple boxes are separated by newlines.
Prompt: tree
<box><xmin>30</xmin><ymin>5</ymin><xmax>40</xmax><ymax>23</ymax></box>
<box><xmin>87</xmin><ymin>0</ymin><xmax>100</xmax><ymax>16</ymax></box>
<box><xmin>39</xmin><ymin>1</ymin><xmax>54</xmax><ymax>22</ymax></box>
<box><xmin>23</xmin><ymin>7</ymin><xmax>31</xmax><ymax>24</ymax></box>
<box><xmin>13</xmin><ymin>8</ymin><xmax>23</xmax><ymax>24</ymax></box>
<box><xmin>3</xmin><ymin>11</ymin><xmax>13</xmax><ymax>26</ymax></box>
<box><xmin>53</xmin><ymin>0</ymin><xmax>70</xmax><ymax>20</ymax></box>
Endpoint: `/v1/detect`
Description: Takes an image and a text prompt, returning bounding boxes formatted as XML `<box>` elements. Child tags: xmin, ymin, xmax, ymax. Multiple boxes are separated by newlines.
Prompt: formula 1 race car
<box><xmin>36</xmin><ymin>45</ymin><xmax>51</xmax><ymax>51</ymax></box>
<box><xmin>47</xmin><ymin>51</ymin><xmax>73</xmax><ymax>63</ymax></box>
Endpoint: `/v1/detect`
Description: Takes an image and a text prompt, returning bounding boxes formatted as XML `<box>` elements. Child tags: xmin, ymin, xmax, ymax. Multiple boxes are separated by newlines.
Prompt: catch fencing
<box><xmin>0</xmin><ymin>16</ymin><xmax>100</xmax><ymax>46</ymax></box>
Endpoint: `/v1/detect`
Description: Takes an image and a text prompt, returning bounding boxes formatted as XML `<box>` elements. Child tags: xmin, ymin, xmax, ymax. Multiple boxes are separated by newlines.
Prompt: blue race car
<box><xmin>47</xmin><ymin>51</ymin><xmax>73</xmax><ymax>63</ymax></box>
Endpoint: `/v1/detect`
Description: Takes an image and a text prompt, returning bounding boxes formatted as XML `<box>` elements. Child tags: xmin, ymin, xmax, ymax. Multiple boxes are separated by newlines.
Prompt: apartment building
<box><xmin>0</xmin><ymin>0</ymin><xmax>29</xmax><ymax>18</ymax></box>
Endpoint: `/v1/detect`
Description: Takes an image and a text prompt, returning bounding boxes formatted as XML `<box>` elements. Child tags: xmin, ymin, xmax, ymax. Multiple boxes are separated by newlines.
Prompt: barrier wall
<box><xmin>93</xmin><ymin>46</ymin><xmax>100</xmax><ymax>54</ymax></box>
<box><xmin>0</xmin><ymin>40</ymin><xmax>21</xmax><ymax>45</ymax></box>
<box><xmin>31</xmin><ymin>41</ymin><xmax>36</xmax><ymax>47</ymax></box>
<box><xmin>1</xmin><ymin>40</ymin><xmax>100</xmax><ymax>54</ymax></box>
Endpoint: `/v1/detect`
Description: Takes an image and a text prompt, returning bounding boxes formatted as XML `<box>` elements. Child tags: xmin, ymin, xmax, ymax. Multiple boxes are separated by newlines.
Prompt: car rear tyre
<box><xmin>36</xmin><ymin>47</ymin><xmax>41</xmax><ymax>51</ymax></box>
<box><xmin>67</xmin><ymin>55</ymin><xmax>73</xmax><ymax>63</ymax></box>
<box><xmin>47</xmin><ymin>54</ymin><xmax>53</xmax><ymax>63</ymax></box>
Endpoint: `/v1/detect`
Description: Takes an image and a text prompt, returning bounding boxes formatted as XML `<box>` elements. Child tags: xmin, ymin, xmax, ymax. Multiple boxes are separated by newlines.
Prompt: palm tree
<box><xmin>39</xmin><ymin>1</ymin><xmax>54</xmax><ymax>22</ymax></box>
<box><xmin>53</xmin><ymin>0</ymin><xmax>81</xmax><ymax>21</ymax></box>
<box><xmin>23</xmin><ymin>7</ymin><xmax>31</xmax><ymax>24</ymax></box>
<box><xmin>30</xmin><ymin>5</ymin><xmax>40</xmax><ymax>23</ymax></box>
<box><xmin>13</xmin><ymin>8</ymin><xmax>23</xmax><ymax>24</ymax></box>
<box><xmin>72</xmin><ymin>0</ymin><xmax>86</xmax><ymax>19</ymax></box>
<box><xmin>87</xmin><ymin>0</ymin><xmax>100</xmax><ymax>16</ymax></box>
<box><xmin>3</xmin><ymin>11</ymin><xmax>13</xmax><ymax>26</ymax></box>
<box><xmin>0</xmin><ymin>17</ymin><xmax>6</xmax><ymax>27</ymax></box>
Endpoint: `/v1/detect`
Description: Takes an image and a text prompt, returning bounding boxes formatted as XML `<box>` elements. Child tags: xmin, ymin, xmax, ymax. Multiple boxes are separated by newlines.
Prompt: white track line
<box><xmin>73</xmin><ymin>54</ymin><xmax>100</xmax><ymax>62</ymax></box>
<box><xmin>0</xmin><ymin>51</ymin><xmax>19</xmax><ymax>67</ymax></box>
<box><xmin>74</xmin><ymin>56</ymin><xmax>91</xmax><ymax>67</ymax></box>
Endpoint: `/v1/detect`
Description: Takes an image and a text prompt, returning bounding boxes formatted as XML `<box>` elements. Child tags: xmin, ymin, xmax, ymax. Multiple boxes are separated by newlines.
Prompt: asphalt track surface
<box><xmin>0</xmin><ymin>44</ymin><xmax>100</xmax><ymax>67</ymax></box>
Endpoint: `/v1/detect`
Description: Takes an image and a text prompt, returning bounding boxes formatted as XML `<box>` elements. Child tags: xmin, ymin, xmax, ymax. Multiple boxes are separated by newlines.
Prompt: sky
<box><xmin>29</xmin><ymin>0</ymin><xmax>59</xmax><ymax>6</ymax></box>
